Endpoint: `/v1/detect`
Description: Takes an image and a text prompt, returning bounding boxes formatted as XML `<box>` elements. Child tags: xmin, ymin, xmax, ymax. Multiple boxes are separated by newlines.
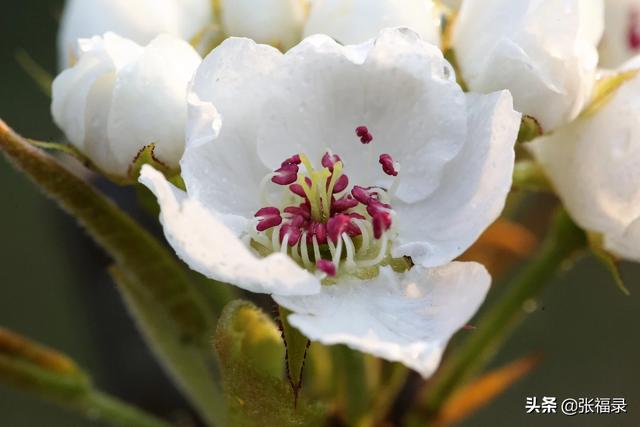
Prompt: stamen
<box><xmin>300</xmin><ymin>232</ymin><xmax>313</xmax><ymax>269</ymax></box>
<box><xmin>321</xmin><ymin>151</ymin><xmax>341</xmax><ymax>171</ymax></box>
<box><xmin>316</xmin><ymin>259</ymin><xmax>336</xmax><ymax>277</ymax></box>
<box><xmin>379</xmin><ymin>153</ymin><xmax>398</xmax><ymax>177</ymax></box>
<box><xmin>255</xmin><ymin>207</ymin><xmax>282</xmax><ymax>231</ymax></box>
<box><xmin>342</xmin><ymin>234</ymin><xmax>356</xmax><ymax>269</ymax></box>
<box><xmin>372</xmin><ymin>212</ymin><xmax>392</xmax><ymax>239</ymax></box>
<box><xmin>312</xmin><ymin>235</ymin><xmax>322</xmax><ymax>262</ymax></box>
<box><xmin>327</xmin><ymin>214</ymin><xmax>352</xmax><ymax>243</ymax></box>
<box><xmin>272</xmin><ymin>164</ymin><xmax>299</xmax><ymax>185</ymax></box>
<box><xmin>282</xmin><ymin>154</ymin><xmax>301</xmax><ymax>166</ymax></box>
<box><xmin>355</xmin><ymin>126</ymin><xmax>373</xmax><ymax>144</ymax></box>
<box><xmin>358</xmin><ymin>232</ymin><xmax>389</xmax><ymax>267</ymax></box>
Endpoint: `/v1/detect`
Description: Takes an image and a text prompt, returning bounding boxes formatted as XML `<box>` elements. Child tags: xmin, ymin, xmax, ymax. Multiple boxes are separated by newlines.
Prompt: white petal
<box><xmin>58</xmin><ymin>0</ymin><xmax>213</xmax><ymax>67</ymax></box>
<box><xmin>452</xmin><ymin>0</ymin><xmax>603</xmax><ymax>131</ymax></box>
<box><xmin>183</xmin><ymin>38</ymin><xmax>283</xmax><ymax>219</ymax></box>
<box><xmin>219</xmin><ymin>0</ymin><xmax>307</xmax><ymax>50</ymax></box>
<box><xmin>392</xmin><ymin>91</ymin><xmax>520</xmax><ymax>267</ymax></box>
<box><xmin>52</xmin><ymin>33</ymin><xmax>198</xmax><ymax>177</ymax></box>
<box><xmin>304</xmin><ymin>0</ymin><xmax>441</xmax><ymax>46</ymax></box>
<box><xmin>275</xmin><ymin>262</ymin><xmax>490</xmax><ymax>378</ymax></box>
<box><xmin>139</xmin><ymin>165</ymin><xmax>321</xmax><ymax>296</ymax></box>
<box><xmin>52</xmin><ymin>33</ymin><xmax>142</xmax><ymax>174</ymax></box>
<box><xmin>599</xmin><ymin>0</ymin><xmax>640</xmax><ymax>68</ymax></box>
<box><xmin>107</xmin><ymin>35</ymin><xmax>201</xmax><ymax>171</ymax></box>
<box><xmin>529</xmin><ymin>70</ymin><xmax>640</xmax><ymax>262</ymax></box>
<box><xmin>256</xmin><ymin>28</ymin><xmax>467</xmax><ymax>204</ymax></box>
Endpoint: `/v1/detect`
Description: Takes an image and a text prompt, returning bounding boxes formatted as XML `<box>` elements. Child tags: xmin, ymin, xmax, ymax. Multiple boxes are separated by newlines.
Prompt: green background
<box><xmin>0</xmin><ymin>1</ymin><xmax>638</xmax><ymax>426</ymax></box>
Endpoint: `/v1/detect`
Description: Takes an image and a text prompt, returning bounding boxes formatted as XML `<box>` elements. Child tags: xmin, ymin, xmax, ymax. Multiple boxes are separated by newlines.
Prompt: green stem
<box><xmin>424</xmin><ymin>209</ymin><xmax>586</xmax><ymax>415</ymax></box>
<box><xmin>0</xmin><ymin>120</ymin><xmax>228</xmax><ymax>426</ymax></box>
<box><xmin>72</xmin><ymin>392</ymin><xmax>172</xmax><ymax>427</ymax></box>
<box><xmin>333</xmin><ymin>346</ymin><xmax>369</xmax><ymax>425</ymax></box>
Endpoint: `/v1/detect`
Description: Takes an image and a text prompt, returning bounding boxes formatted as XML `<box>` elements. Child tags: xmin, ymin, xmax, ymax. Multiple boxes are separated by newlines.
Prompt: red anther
<box><xmin>282</xmin><ymin>154</ymin><xmax>301</xmax><ymax>166</ymax></box>
<box><xmin>308</xmin><ymin>222</ymin><xmax>327</xmax><ymax>244</ymax></box>
<box><xmin>367</xmin><ymin>199</ymin><xmax>392</xmax><ymax>217</ymax></box>
<box><xmin>332</xmin><ymin>174</ymin><xmax>349</xmax><ymax>193</ymax></box>
<box><xmin>351</xmin><ymin>185</ymin><xmax>373</xmax><ymax>205</ymax></box>
<box><xmin>345</xmin><ymin>221</ymin><xmax>362</xmax><ymax>237</ymax></box>
<box><xmin>255</xmin><ymin>207</ymin><xmax>282</xmax><ymax>232</ymax></box>
<box><xmin>629</xmin><ymin>10</ymin><xmax>640</xmax><ymax>50</ymax></box>
<box><xmin>355</xmin><ymin>126</ymin><xmax>369</xmax><ymax>137</ymax></box>
<box><xmin>321</xmin><ymin>152</ymin><xmax>341</xmax><ymax>171</ymax></box>
<box><xmin>379</xmin><ymin>154</ymin><xmax>398</xmax><ymax>176</ymax></box>
<box><xmin>372</xmin><ymin>212</ymin><xmax>392</xmax><ymax>239</ymax></box>
<box><xmin>279</xmin><ymin>224</ymin><xmax>302</xmax><ymax>246</ymax></box>
<box><xmin>332</xmin><ymin>195</ymin><xmax>359</xmax><ymax>213</ymax></box>
<box><xmin>360</xmin><ymin>133</ymin><xmax>373</xmax><ymax>144</ymax></box>
<box><xmin>289</xmin><ymin>183</ymin><xmax>306</xmax><ymax>197</ymax></box>
<box><xmin>272</xmin><ymin>164</ymin><xmax>299</xmax><ymax>185</ymax></box>
<box><xmin>327</xmin><ymin>214</ymin><xmax>352</xmax><ymax>243</ymax></box>
<box><xmin>284</xmin><ymin>205</ymin><xmax>311</xmax><ymax>220</ymax></box>
<box><xmin>316</xmin><ymin>259</ymin><xmax>336</xmax><ymax>277</ymax></box>
<box><xmin>348</xmin><ymin>212</ymin><xmax>366</xmax><ymax>220</ymax></box>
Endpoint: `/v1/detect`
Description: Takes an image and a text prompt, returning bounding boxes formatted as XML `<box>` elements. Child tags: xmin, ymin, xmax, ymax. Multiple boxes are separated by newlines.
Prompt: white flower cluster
<box><xmin>50</xmin><ymin>0</ymin><xmax>640</xmax><ymax>377</ymax></box>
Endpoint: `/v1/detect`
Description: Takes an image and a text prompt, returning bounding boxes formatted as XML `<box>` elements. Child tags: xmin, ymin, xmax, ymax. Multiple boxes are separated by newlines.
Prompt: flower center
<box><xmin>250</xmin><ymin>127</ymin><xmax>403</xmax><ymax>278</ymax></box>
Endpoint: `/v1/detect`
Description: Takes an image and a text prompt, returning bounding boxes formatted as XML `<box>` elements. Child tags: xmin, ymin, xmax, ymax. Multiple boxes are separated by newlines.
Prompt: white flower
<box><xmin>52</xmin><ymin>33</ymin><xmax>201</xmax><ymax>178</ymax></box>
<box><xmin>529</xmin><ymin>63</ymin><xmax>640</xmax><ymax>262</ymax></box>
<box><xmin>304</xmin><ymin>0</ymin><xmax>441</xmax><ymax>46</ymax></box>
<box><xmin>219</xmin><ymin>0</ymin><xmax>308</xmax><ymax>50</ymax></box>
<box><xmin>140</xmin><ymin>29</ymin><xmax>520</xmax><ymax>376</ymax></box>
<box><xmin>599</xmin><ymin>0</ymin><xmax>640</xmax><ymax>68</ymax></box>
<box><xmin>58</xmin><ymin>0</ymin><xmax>212</xmax><ymax>67</ymax></box>
<box><xmin>451</xmin><ymin>0</ymin><xmax>604</xmax><ymax>131</ymax></box>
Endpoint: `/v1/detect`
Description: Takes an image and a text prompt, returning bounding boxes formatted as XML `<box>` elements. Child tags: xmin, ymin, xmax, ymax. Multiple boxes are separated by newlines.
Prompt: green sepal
<box><xmin>512</xmin><ymin>160</ymin><xmax>553</xmax><ymax>192</ymax></box>
<box><xmin>278</xmin><ymin>306</ymin><xmax>311</xmax><ymax>401</ymax></box>
<box><xmin>582</xmin><ymin>69</ymin><xmax>639</xmax><ymax>118</ymax></box>
<box><xmin>516</xmin><ymin>115</ymin><xmax>543</xmax><ymax>144</ymax></box>
<box><xmin>587</xmin><ymin>232</ymin><xmax>631</xmax><ymax>296</ymax></box>
<box><xmin>215</xmin><ymin>301</ymin><xmax>324</xmax><ymax>427</ymax></box>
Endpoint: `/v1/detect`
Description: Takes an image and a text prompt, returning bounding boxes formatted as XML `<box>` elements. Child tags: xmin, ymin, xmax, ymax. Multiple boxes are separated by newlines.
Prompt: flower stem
<box><xmin>0</xmin><ymin>120</ymin><xmax>228</xmax><ymax>426</ymax></box>
<box><xmin>423</xmin><ymin>209</ymin><xmax>586</xmax><ymax>416</ymax></box>
<box><xmin>72</xmin><ymin>391</ymin><xmax>172</xmax><ymax>427</ymax></box>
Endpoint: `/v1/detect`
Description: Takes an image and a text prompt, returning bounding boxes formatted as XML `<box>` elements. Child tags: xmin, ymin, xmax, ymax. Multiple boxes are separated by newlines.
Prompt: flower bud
<box><xmin>58</xmin><ymin>0</ymin><xmax>213</xmax><ymax>67</ymax></box>
<box><xmin>51</xmin><ymin>33</ymin><xmax>201</xmax><ymax>179</ymax></box>
<box><xmin>304</xmin><ymin>0</ymin><xmax>441</xmax><ymax>46</ymax></box>
<box><xmin>452</xmin><ymin>0</ymin><xmax>604</xmax><ymax>131</ymax></box>
<box><xmin>219</xmin><ymin>0</ymin><xmax>308</xmax><ymax>50</ymax></box>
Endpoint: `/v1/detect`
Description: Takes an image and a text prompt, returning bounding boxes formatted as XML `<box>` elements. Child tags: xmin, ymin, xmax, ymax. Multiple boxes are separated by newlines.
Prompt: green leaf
<box><xmin>517</xmin><ymin>115</ymin><xmax>543</xmax><ymax>143</ymax></box>
<box><xmin>0</xmin><ymin>120</ymin><xmax>231</xmax><ymax>426</ymax></box>
<box><xmin>278</xmin><ymin>306</ymin><xmax>310</xmax><ymax>401</ymax></box>
<box><xmin>215</xmin><ymin>301</ymin><xmax>325</xmax><ymax>427</ymax></box>
<box><xmin>15</xmin><ymin>49</ymin><xmax>52</xmax><ymax>97</ymax></box>
<box><xmin>588</xmin><ymin>233</ymin><xmax>631</xmax><ymax>296</ymax></box>
<box><xmin>0</xmin><ymin>327</ymin><xmax>171</xmax><ymax>427</ymax></box>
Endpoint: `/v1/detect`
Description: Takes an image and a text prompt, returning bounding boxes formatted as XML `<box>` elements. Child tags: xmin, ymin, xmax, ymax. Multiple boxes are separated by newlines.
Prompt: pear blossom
<box><xmin>219</xmin><ymin>0</ymin><xmax>308</xmax><ymax>50</ymax></box>
<box><xmin>451</xmin><ymin>0</ymin><xmax>604</xmax><ymax>131</ymax></box>
<box><xmin>58</xmin><ymin>0</ymin><xmax>213</xmax><ymax>67</ymax></box>
<box><xmin>529</xmin><ymin>61</ymin><xmax>640</xmax><ymax>262</ymax></box>
<box><xmin>304</xmin><ymin>0</ymin><xmax>441</xmax><ymax>46</ymax></box>
<box><xmin>140</xmin><ymin>29</ymin><xmax>521</xmax><ymax>376</ymax></box>
<box><xmin>52</xmin><ymin>33</ymin><xmax>201</xmax><ymax>178</ymax></box>
<box><xmin>599</xmin><ymin>0</ymin><xmax>640</xmax><ymax>68</ymax></box>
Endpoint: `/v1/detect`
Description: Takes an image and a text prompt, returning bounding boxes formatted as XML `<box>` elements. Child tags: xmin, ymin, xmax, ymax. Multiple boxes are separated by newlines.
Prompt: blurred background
<box><xmin>0</xmin><ymin>1</ymin><xmax>638</xmax><ymax>426</ymax></box>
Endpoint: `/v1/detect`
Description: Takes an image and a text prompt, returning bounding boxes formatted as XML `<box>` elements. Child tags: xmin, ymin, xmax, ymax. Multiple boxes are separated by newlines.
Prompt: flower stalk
<box><xmin>422</xmin><ymin>208</ymin><xmax>587</xmax><ymax>417</ymax></box>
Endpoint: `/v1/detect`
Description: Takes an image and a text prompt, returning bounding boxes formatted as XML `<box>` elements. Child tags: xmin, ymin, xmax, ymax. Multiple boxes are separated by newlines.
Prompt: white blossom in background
<box><xmin>529</xmin><ymin>60</ymin><xmax>640</xmax><ymax>262</ymax></box>
<box><xmin>219</xmin><ymin>0</ymin><xmax>308</xmax><ymax>50</ymax></box>
<box><xmin>304</xmin><ymin>0</ymin><xmax>441</xmax><ymax>46</ymax></box>
<box><xmin>140</xmin><ymin>29</ymin><xmax>521</xmax><ymax>377</ymax></box>
<box><xmin>452</xmin><ymin>0</ymin><xmax>604</xmax><ymax>131</ymax></box>
<box><xmin>58</xmin><ymin>0</ymin><xmax>212</xmax><ymax>67</ymax></box>
<box><xmin>52</xmin><ymin>33</ymin><xmax>201</xmax><ymax>178</ymax></box>
<box><xmin>599</xmin><ymin>0</ymin><xmax>640</xmax><ymax>68</ymax></box>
